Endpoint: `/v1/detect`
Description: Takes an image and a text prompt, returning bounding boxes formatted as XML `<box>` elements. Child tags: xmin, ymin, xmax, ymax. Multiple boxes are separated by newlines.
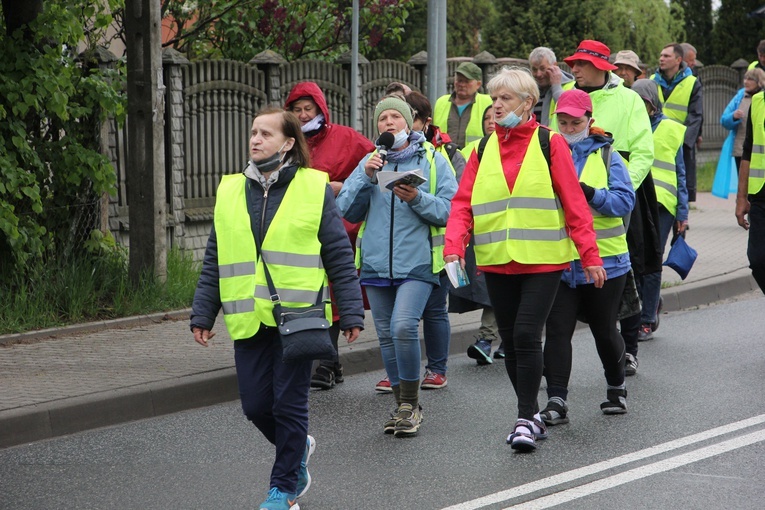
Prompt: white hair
<box><xmin>486</xmin><ymin>67</ymin><xmax>540</xmax><ymax>106</ymax></box>
<box><xmin>529</xmin><ymin>47</ymin><xmax>557</xmax><ymax>65</ymax></box>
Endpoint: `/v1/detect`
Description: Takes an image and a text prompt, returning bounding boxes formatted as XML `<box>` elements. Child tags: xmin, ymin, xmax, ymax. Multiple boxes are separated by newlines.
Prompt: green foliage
<box><xmin>0</xmin><ymin>247</ymin><xmax>200</xmax><ymax>334</ymax></box>
<box><xmin>673</xmin><ymin>0</ymin><xmax>714</xmax><ymax>63</ymax></box>
<box><xmin>0</xmin><ymin>0</ymin><xmax>126</xmax><ymax>270</ymax></box>
<box><xmin>162</xmin><ymin>0</ymin><xmax>414</xmax><ymax>62</ymax></box>
<box><xmin>481</xmin><ymin>0</ymin><xmax>684</xmax><ymax>64</ymax></box>
<box><xmin>712</xmin><ymin>0</ymin><xmax>765</xmax><ymax>66</ymax></box>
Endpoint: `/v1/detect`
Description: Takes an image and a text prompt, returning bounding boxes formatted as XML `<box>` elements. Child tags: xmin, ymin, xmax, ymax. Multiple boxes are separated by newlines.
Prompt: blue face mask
<box><xmin>496</xmin><ymin>103</ymin><xmax>524</xmax><ymax>128</ymax></box>
<box><xmin>391</xmin><ymin>129</ymin><xmax>409</xmax><ymax>149</ymax></box>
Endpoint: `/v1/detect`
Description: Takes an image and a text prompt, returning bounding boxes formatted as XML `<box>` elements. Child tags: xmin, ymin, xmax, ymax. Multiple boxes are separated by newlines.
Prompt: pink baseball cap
<box><xmin>555</xmin><ymin>89</ymin><xmax>593</xmax><ymax>117</ymax></box>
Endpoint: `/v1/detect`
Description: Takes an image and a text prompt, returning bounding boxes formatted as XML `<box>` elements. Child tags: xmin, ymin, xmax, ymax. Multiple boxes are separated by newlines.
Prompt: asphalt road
<box><xmin>2</xmin><ymin>293</ymin><xmax>764</xmax><ymax>510</ymax></box>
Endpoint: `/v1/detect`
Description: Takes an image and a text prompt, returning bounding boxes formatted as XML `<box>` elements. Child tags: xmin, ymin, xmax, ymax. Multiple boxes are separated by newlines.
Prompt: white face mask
<box><xmin>300</xmin><ymin>113</ymin><xmax>325</xmax><ymax>133</ymax></box>
<box><xmin>562</xmin><ymin>127</ymin><xmax>590</xmax><ymax>145</ymax></box>
<box><xmin>391</xmin><ymin>129</ymin><xmax>409</xmax><ymax>149</ymax></box>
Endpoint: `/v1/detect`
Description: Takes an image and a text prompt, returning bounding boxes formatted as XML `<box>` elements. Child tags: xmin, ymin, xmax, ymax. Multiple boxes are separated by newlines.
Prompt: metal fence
<box><xmin>102</xmin><ymin>50</ymin><xmax>751</xmax><ymax>258</ymax></box>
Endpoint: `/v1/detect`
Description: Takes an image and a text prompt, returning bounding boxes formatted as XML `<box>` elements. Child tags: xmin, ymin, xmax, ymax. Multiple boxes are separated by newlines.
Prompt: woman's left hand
<box><xmin>392</xmin><ymin>183</ymin><xmax>419</xmax><ymax>203</ymax></box>
<box><xmin>583</xmin><ymin>266</ymin><xmax>607</xmax><ymax>288</ymax></box>
<box><xmin>344</xmin><ymin>327</ymin><xmax>362</xmax><ymax>343</ymax></box>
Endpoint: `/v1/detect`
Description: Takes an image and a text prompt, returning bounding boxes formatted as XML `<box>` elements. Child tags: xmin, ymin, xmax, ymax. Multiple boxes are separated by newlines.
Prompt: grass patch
<box><xmin>0</xmin><ymin>248</ymin><xmax>201</xmax><ymax>335</ymax></box>
<box><xmin>697</xmin><ymin>160</ymin><xmax>716</xmax><ymax>193</ymax></box>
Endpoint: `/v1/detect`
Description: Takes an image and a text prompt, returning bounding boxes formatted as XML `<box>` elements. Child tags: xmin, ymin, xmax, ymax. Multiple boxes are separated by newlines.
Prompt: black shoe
<box><xmin>310</xmin><ymin>365</ymin><xmax>335</xmax><ymax>390</ymax></box>
<box><xmin>540</xmin><ymin>397</ymin><xmax>569</xmax><ymax>425</ymax></box>
<box><xmin>467</xmin><ymin>338</ymin><xmax>493</xmax><ymax>365</ymax></box>
<box><xmin>625</xmin><ymin>353</ymin><xmax>638</xmax><ymax>376</ymax></box>
<box><xmin>601</xmin><ymin>388</ymin><xmax>628</xmax><ymax>414</ymax></box>
<box><xmin>493</xmin><ymin>345</ymin><xmax>506</xmax><ymax>359</ymax></box>
<box><xmin>333</xmin><ymin>363</ymin><xmax>344</xmax><ymax>384</ymax></box>
<box><xmin>652</xmin><ymin>297</ymin><xmax>663</xmax><ymax>332</ymax></box>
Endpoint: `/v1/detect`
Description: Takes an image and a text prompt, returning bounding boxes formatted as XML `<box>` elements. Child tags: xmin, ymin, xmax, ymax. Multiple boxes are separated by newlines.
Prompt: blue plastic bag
<box><xmin>663</xmin><ymin>234</ymin><xmax>698</xmax><ymax>280</ymax></box>
<box><xmin>712</xmin><ymin>135</ymin><xmax>737</xmax><ymax>199</ymax></box>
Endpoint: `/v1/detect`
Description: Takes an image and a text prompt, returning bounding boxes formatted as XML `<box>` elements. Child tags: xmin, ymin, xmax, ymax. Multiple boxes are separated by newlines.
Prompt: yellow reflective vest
<box><xmin>749</xmin><ymin>91</ymin><xmax>765</xmax><ymax>195</ymax></box>
<box><xmin>576</xmin><ymin>149</ymin><xmax>628</xmax><ymax>258</ymax></box>
<box><xmin>471</xmin><ymin>130</ymin><xmax>572</xmax><ymax>265</ymax></box>
<box><xmin>355</xmin><ymin>142</ymin><xmax>447</xmax><ymax>273</ymax></box>
<box><xmin>214</xmin><ymin>169</ymin><xmax>331</xmax><ymax>340</ymax></box>
<box><xmin>651</xmin><ymin>119</ymin><xmax>687</xmax><ymax>216</ymax></box>
<box><xmin>434</xmin><ymin>93</ymin><xmax>494</xmax><ymax>146</ymax></box>
<box><xmin>651</xmin><ymin>73</ymin><xmax>697</xmax><ymax>125</ymax></box>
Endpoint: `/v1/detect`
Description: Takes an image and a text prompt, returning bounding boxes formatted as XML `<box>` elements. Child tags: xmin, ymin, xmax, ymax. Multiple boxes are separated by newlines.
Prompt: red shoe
<box><xmin>421</xmin><ymin>370</ymin><xmax>447</xmax><ymax>390</ymax></box>
<box><xmin>375</xmin><ymin>376</ymin><xmax>393</xmax><ymax>393</ymax></box>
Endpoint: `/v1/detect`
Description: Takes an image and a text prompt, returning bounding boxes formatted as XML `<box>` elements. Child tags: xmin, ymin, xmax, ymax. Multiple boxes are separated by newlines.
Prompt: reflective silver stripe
<box><xmin>507</xmin><ymin>228</ymin><xmax>568</xmax><ymax>241</ymax></box>
<box><xmin>255</xmin><ymin>285</ymin><xmax>329</xmax><ymax>304</ymax></box>
<box><xmin>753</xmin><ymin>144</ymin><xmax>765</xmax><ymax>154</ymax></box>
<box><xmin>466</xmin><ymin>134</ymin><xmax>482</xmax><ymax>143</ymax></box>
<box><xmin>665</xmin><ymin>102</ymin><xmax>688</xmax><ymax>113</ymax></box>
<box><xmin>473</xmin><ymin>197</ymin><xmax>560</xmax><ymax>216</ymax></box>
<box><xmin>474</xmin><ymin>227</ymin><xmax>569</xmax><ymax>245</ymax></box>
<box><xmin>654</xmin><ymin>179</ymin><xmax>677</xmax><ymax>196</ymax></box>
<box><xmin>431</xmin><ymin>234</ymin><xmax>444</xmax><ymax>247</ymax></box>
<box><xmin>473</xmin><ymin>199</ymin><xmax>509</xmax><ymax>216</ymax></box>
<box><xmin>473</xmin><ymin>230</ymin><xmax>507</xmax><ymax>246</ymax></box>
<box><xmin>596</xmin><ymin>225</ymin><xmax>626</xmax><ymax>240</ymax></box>
<box><xmin>219</xmin><ymin>262</ymin><xmax>255</xmax><ymax>278</ymax></box>
<box><xmin>751</xmin><ymin>169</ymin><xmax>765</xmax><ymax>179</ymax></box>
<box><xmin>261</xmin><ymin>250</ymin><xmax>323</xmax><ymax>269</ymax></box>
<box><xmin>222</xmin><ymin>299</ymin><xmax>254</xmax><ymax>314</ymax></box>
<box><xmin>356</xmin><ymin>236</ymin><xmax>362</xmax><ymax>248</ymax></box>
<box><xmin>653</xmin><ymin>159</ymin><xmax>676</xmax><ymax>172</ymax></box>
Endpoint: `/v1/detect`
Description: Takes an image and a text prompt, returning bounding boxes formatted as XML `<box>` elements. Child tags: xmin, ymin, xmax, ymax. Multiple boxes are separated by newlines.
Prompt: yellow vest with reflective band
<box><xmin>355</xmin><ymin>143</ymin><xmax>446</xmax><ymax>273</ymax></box>
<box><xmin>471</xmin><ymin>130</ymin><xmax>573</xmax><ymax>265</ymax></box>
<box><xmin>575</xmin><ymin>149</ymin><xmax>628</xmax><ymax>259</ymax></box>
<box><xmin>434</xmin><ymin>93</ymin><xmax>494</xmax><ymax>146</ymax></box>
<box><xmin>749</xmin><ymin>61</ymin><xmax>759</xmax><ymax>70</ymax></box>
<box><xmin>214</xmin><ymin>169</ymin><xmax>331</xmax><ymax>340</ymax></box>
<box><xmin>548</xmin><ymin>81</ymin><xmax>577</xmax><ymax>130</ymax></box>
<box><xmin>651</xmin><ymin>73</ymin><xmax>697</xmax><ymax>125</ymax></box>
<box><xmin>650</xmin><ymin>119</ymin><xmax>686</xmax><ymax>216</ymax></box>
<box><xmin>749</xmin><ymin>91</ymin><xmax>765</xmax><ymax>195</ymax></box>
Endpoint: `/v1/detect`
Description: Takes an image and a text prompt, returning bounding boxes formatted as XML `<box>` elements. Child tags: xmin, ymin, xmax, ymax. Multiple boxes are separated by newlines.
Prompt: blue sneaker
<box><xmin>259</xmin><ymin>487</ymin><xmax>298</xmax><ymax>510</ymax></box>
<box><xmin>296</xmin><ymin>435</ymin><xmax>315</xmax><ymax>499</ymax></box>
<box><xmin>467</xmin><ymin>338</ymin><xmax>493</xmax><ymax>365</ymax></box>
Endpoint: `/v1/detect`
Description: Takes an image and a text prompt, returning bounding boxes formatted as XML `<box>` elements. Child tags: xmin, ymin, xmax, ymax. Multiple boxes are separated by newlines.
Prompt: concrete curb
<box><xmin>0</xmin><ymin>309</ymin><xmax>192</xmax><ymax>346</ymax></box>
<box><xmin>1</xmin><ymin>274</ymin><xmax>758</xmax><ymax>449</ymax></box>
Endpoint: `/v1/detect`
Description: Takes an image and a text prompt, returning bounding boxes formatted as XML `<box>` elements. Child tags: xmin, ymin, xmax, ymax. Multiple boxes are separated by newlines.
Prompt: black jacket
<box><xmin>190</xmin><ymin>164</ymin><xmax>365</xmax><ymax>335</ymax></box>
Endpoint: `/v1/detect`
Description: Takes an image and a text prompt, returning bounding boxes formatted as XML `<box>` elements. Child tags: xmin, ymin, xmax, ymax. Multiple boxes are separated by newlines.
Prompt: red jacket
<box><xmin>444</xmin><ymin>118</ymin><xmax>602</xmax><ymax>275</ymax></box>
<box><xmin>285</xmin><ymin>82</ymin><xmax>375</xmax><ymax>318</ymax></box>
<box><xmin>284</xmin><ymin>82</ymin><xmax>374</xmax><ymax>183</ymax></box>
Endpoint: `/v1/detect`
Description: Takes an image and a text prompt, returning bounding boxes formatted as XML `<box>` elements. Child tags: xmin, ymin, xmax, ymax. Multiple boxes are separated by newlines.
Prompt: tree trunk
<box><xmin>2</xmin><ymin>0</ymin><xmax>44</xmax><ymax>36</ymax></box>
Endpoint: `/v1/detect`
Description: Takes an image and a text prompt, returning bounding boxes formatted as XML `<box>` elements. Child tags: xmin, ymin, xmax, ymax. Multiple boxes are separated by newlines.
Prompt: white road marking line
<box><xmin>505</xmin><ymin>427</ymin><xmax>765</xmax><ymax>509</ymax></box>
<box><xmin>440</xmin><ymin>414</ymin><xmax>765</xmax><ymax>510</ymax></box>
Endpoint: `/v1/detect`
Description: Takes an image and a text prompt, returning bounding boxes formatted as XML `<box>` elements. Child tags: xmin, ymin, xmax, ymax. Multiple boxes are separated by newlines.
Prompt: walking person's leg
<box><xmin>421</xmin><ymin>273</ymin><xmax>450</xmax><ymax>388</ymax></box>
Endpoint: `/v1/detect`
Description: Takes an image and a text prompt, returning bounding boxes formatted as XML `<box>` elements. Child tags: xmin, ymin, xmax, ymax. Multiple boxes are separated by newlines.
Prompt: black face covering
<box><xmin>253</xmin><ymin>151</ymin><xmax>283</xmax><ymax>174</ymax></box>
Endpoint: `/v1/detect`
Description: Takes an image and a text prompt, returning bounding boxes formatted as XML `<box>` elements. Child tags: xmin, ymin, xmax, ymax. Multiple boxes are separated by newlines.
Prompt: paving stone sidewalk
<box><xmin>0</xmin><ymin>193</ymin><xmax>759</xmax><ymax>448</ymax></box>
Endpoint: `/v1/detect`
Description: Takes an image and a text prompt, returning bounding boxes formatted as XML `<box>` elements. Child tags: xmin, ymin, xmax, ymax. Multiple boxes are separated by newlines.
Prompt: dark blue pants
<box><xmin>234</xmin><ymin>327</ymin><xmax>313</xmax><ymax>495</ymax></box>
<box><xmin>749</xmin><ymin>200</ymin><xmax>765</xmax><ymax>294</ymax></box>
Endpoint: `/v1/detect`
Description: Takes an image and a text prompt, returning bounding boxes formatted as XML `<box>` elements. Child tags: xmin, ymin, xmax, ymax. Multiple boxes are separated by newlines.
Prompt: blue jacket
<box><xmin>190</xmin><ymin>164</ymin><xmax>365</xmax><ymax>334</ymax></box>
<box><xmin>562</xmin><ymin>134</ymin><xmax>634</xmax><ymax>288</ymax></box>
<box><xmin>650</xmin><ymin>113</ymin><xmax>689</xmax><ymax>222</ymax></box>
<box><xmin>337</xmin><ymin>139</ymin><xmax>457</xmax><ymax>285</ymax></box>
<box><xmin>720</xmin><ymin>88</ymin><xmax>746</xmax><ymax>133</ymax></box>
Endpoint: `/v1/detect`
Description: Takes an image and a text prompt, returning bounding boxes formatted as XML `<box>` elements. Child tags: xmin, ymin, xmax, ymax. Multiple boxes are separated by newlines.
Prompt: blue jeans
<box><xmin>422</xmin><ymin>273</ymin><xmax>450</xmax><ymax>375</ymax></box>
<box><xmin>640</xmin><ymin>206</ymin><xmax>676</xmax><ymax>325</ymax></box>
<box><xmin>365</xmin><ymin>280</ymin><xmax>433</xmax><ymax>385</ymax></box>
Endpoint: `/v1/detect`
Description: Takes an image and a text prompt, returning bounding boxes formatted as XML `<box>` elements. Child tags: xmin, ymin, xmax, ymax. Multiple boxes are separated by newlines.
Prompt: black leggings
<box><xmin>485</xmin><ymin>271</ymin><xmax>562</xmax><ymax>420</ymax></box>
<box><xmin>544</xmin><ymin>274</ymin><xmax>627</xmax><ymax>401</ymax></box>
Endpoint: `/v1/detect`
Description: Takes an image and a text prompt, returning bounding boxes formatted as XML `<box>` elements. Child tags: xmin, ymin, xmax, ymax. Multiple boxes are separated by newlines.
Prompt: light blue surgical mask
<box><xmin>562</xmin><ymin>127</ymin><xmax>590</xmax><ymax>145</ymax></box>
<box><xmin>391</xmin><ymin>128</ymin><xmax>409</xmax><ymax>149</ymax></box>
<box><xmin>496</xmin><ymin>103</ymin><xmax>525</xmax><ymax>128</ymax></box>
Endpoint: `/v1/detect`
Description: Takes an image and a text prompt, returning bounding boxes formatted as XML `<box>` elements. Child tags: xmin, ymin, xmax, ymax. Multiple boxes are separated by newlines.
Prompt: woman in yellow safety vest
<box><xmin>190</xmin><ymin>108</ymin><xmax>364</xmax><ymax>510</ymax></box>
<box><xmin>541</xmin><ymin>89</ymin><xmax>635</xmax><ymax>427</ymax></box>
<box><xmin>444</xmin><ymin>67</ymin><xmax>606</xmax><ymax>453</ymax></box>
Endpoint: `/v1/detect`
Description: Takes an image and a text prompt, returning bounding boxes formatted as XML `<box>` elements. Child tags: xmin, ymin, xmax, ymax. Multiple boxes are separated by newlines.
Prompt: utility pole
<box><xmin>124</xmin><ymin>0</ymin><xmax>167</xmax><ymax>283</ymax></box>
<box><xmin>427</xmin><ymin>0</ymin><xmax>448</xmax><ymax>106</ymax></box>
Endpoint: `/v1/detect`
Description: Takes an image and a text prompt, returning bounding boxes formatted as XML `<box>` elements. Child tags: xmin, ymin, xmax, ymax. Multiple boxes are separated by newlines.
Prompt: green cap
<box><xmin>374</xmin><ymin>95</ymin><xmax>414</xmax><ymax>129</ymax></box>
<box><xmin>455</xmin><ymin>62</ymin><xmax>482</xmax><ymax>81</ymax></box>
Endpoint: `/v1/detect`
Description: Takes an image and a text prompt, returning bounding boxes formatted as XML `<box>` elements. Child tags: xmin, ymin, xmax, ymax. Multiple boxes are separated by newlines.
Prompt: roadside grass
<box><xmin>0</xmin><ymin>248</ymin><xmax>200</xmax><ymax>335</ymax></box>
<box><xmin>697</xmin><ymin>160</ymin><xmax>716</xmax><ymax>193</ymax></box>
